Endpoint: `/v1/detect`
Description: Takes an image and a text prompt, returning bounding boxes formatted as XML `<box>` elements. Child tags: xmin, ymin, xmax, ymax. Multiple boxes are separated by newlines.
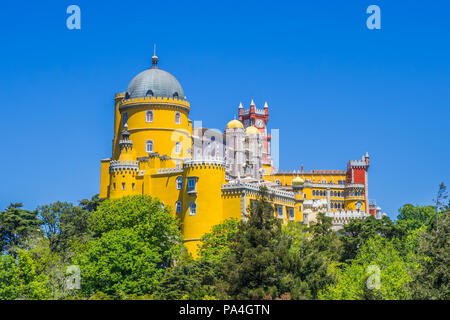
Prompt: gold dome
<box><xmin>246</xmin><ymin>126</ymin><xmax>260</xmax><ymax>135</ymax></box>
<box><xmin>292</xmin><ymin>176</ymin><xmax>304</xmax><ymax>186</ymax></box>
<box><xmin>226</xmin><ymin>119</ymin><xmax>244</xmax><ymax>129</ymax></box>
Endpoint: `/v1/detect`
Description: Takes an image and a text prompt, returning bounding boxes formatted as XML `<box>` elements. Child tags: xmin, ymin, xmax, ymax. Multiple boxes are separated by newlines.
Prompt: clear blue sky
<box><xmin>1</xmin><ymin>0</ymin><xmax>449</xmax><ymax>219</ymax></box>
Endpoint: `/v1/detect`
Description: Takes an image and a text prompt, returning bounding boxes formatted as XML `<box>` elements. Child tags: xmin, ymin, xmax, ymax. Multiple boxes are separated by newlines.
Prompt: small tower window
<box><xmin>189</xmin><ymin>202</ymin><xmax>197</xmax><ymax>215</ymax></box>
<box><xmin>125</xmin><ymin>92</ymin><xmax>130</xmax><ymax>99</ymax></box>
<box><xmin>175</xmin><ymin>201</ymin><xmax>182</xmax><ymax>214</ymax></box>
<box><xmin>176</xmin><ymin>176</ymin><xmax>183</xmax><ymax>190</ymax></box>
<box><xmin>122</xmin><ymin>183</ymin><xmax>125</xmax><ymax>190</ymax></box>
<box><xmin>187</xmin><ymin>177</ymin><xmax>197</xmax><ymax>192</ymax></box>
<box><xmin>146</xmin><ymin>110</ymin><xmax>153</xmax><ymax>123</ymax></box>
<box><xmin>132</xmin><ymin>183</ymin><xmax>135</xmax><ymax>191</ymax></box>
<box><xmin>146</xmin><ymin>90</ymin><xmax>154</xmax><ymax>97</ymax></box>
<box><xmin>173</xmin><ymin>92</ymin><xmax>179</xmax><ymax>98</ymax></box>
<box><xmin>175</xmin><ymin>112</ymin><xmax>181</xmax><ymax>124</ymax></box>
<box><xmin>175</xmin><ymin>142</ymin><xmax>181</xmax><ymax>155</ymax></box>
<box><xmin>123</xmin><ymin>112</ymin><xmax>128</xmax><ymax>125</ymax></box>
<box><xmin>146</xmin><ymin>140</ymin><xmax>153</xmax><ymax>153</ymax></box>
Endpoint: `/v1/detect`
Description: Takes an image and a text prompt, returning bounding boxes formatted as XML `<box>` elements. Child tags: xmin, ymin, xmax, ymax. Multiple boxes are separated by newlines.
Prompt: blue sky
<box><xmin>1</xmin><ymin>0</ymin><xmax>449</xmax><ymax>219</ymax></box>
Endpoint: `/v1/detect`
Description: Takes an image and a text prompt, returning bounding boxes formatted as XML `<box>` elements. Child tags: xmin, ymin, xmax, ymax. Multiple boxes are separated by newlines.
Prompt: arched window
<box><xmin>322</xmin><ymin>179</ymin><xmax>326</xmax><ymax>184</ymax></box>
<box><xmin>125</xmin><ymin>92</ymin><xmax>130</xmax><ymax>99</ymax></box>
<box><xmin>146</xmin><ymin>110</ymin><xmax>153</xmax><ymax>123</ymax></box>
<box><xmin>173</xmin><ymin>92</ymin><xmax>179</xmax><ymax>98</ymax></box>
<box><xmin>289</xmin><ymin>208</ymin><xmax>294</xmax><ymax>220</ymax></box>
<box><xmin>146</xmin><ymin>140</ymin><xmax>153</xmax><ymax>153</ymax></box>
<box><xmin>175</xmin><ymin>201</ymin><xmax>182</xmax><ymax>214</ymax></box>
<box><xmin>176</xmin><ymin>176</ymin><xmax>183</xmax><ymax>190</ymax></box>
<box><xmin>175</xmin><ymin>112</ymin><xmax>181</xmax><ymax>124</ymax></box>
<box><xmin>189</xmin><ymin>202</ymin><xmax>197</xmax><ymax>216</ymax></box>
<box><xmin>278</xmin><ymin>205</ymin><xmax>283</xmax><ymax>218</ymax></box>
<box><xmin>146</xmin><ymin>90</ymin><xmax>154</xmax><ymax>97</ymax></box>
<box><xmin>175</xmin><ymin>142</ymin><xmax>181</xmax><ymax>155</ymax></box>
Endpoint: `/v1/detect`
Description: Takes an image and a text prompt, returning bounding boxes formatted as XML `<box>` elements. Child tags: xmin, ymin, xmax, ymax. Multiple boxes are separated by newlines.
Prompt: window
<box><xmin>122</xmin><ymin>183</ymin><xmax>125</xmax><ymax>190</ymax></box>
<box><xmin>173</xmin><ymin>92</ymin><xmax>179</xmax><ymax>98</ymax></box>
<box><xmin>160</xmin><ymin>203</ymin><xmax>164</xmax><ymax>209</ymax></box>
<box><xmin>146</xmin><ymin>140</ymin><xmax>153</xmax><ymax>153</ymax></box>
<box><xmin>175</xmin><ymin>201</ymin><xmax>182</xmax><ymax>214</ymax></box>
<box><xmin>175</xmin><ymin>141</ymin><xmax>181</xmax><ymax>155</ymax></box>
<box><xmin>125</xmin><ymin>92</ymin><xmax>130</xmax><ymax>99</ymax></box>
<box><xmin>189</xmin><ymin>202</ymin><xmax>197</xmax><ymax>215</ymax></box>
<box><xmin>146</xmin><ymin>110</ymin><xmax>153</xmax><ymax>123</ymax></box>
<box><xmin>289</xmin><ymin>208</ymin><xmax>294</xmax><ymax>220</ymax></box>
<box><xmin>275</xmin><ymin>179</ymin><xmax>281</xmax><ymax>185</ymax></box>
<box><xmin>322</xmin><ymin>179</ymin><xmax>326</xmax><ymax>184</ymax></box>
<box><xmin>132</xmin><ymin>183</ymin><xmax>135</xmax><ymax>191</ymax></box>
<box><xmin>278</xmin><ymin>205</ymin><xmax>283</xmax><ymax>218</ymax></box>
<box><xmin>175</xmin><ymin>112</ymin><xmax>181</xmax><ymax>124</ymax></box>
<box><xmin>176</xmin><ymin>176</ymin><xmax>183</xmax><ymax>190</ymax></box>
<box><xmin>146</xmin><ymin>90</ymin><xmax>153</xmax><ymax>97</ymax></box>
<box><xmin>123</xmin><ymin>112</ymin><xmax>128</xmax><ymax>125</ymax></box>
<box><xmin>113</xmin><ymin>183</ymin><xmax>116</xmax><ymax>190</ymax></box>
<box><xmin>187</xmin><ymin>177</ymin><xmax>197</xmax><ymax>192</ymax></box>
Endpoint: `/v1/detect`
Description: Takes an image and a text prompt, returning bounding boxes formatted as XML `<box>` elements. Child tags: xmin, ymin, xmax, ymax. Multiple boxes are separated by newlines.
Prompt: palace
<box><xmin>99</xmin><ymin>54</ymin><xmax>384</xmax><ymax>256</ymax></box>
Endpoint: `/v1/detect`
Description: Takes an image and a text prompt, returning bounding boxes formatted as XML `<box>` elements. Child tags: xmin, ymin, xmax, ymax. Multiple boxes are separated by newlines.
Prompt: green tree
<box><xmin>0</xmin><ymin>203</ymin><xmax>39</xmax><ymax>255</ymax></box>
<box><xmin>224</xmin><ymin>187</ymin><xmax>298</xmax><ymax>299</ymax></box>
<box><xmin>339</xmin><ymin>215</ymin><xmax>402</xmax><ymax>262</ymax></box>
<box><xmin>198</xmin><ymin>218</ymin><xmax>239</xmax><ymax>262</ymax></box>
<box><xmin>319</xmin><ymin>236</ymin><xmax>413</xmax><ymax>300</ymax></box>
<box><xmin>396</xmin><ymin>204</ymin><xmax>437</xmax><ymax>232</ymax></box>
<box><xmin>79</xmin><ymin>194</ymin><xmax>103</xmax><ymax>213</ymax></box>
<box><xmin>38</xmin><ymin>201</ymin><xmax>90</xmax><ymax>253</ymax></box>
<box><xmin>154</xmin><ymin>254</ymin><xmax>221</xmax><ymax>300</ymax></box>
<box><xmin>410</xmin><ymin>211</ymin><xmax>450</xmax><ymax>299</ymax></box>
<box><xmin>76</xmin><ymin>195</ymin><xmax>183</xmax><ymax>298</ymax></box>
<box><xmin>0</xmin><ymin>250</ymin><xmax>51</xmax><ymax>300</ymax></box>
<box><xmin>282</xmin><ymin>214</ymin><xmax>342</xmax><ymax>299</ymax></box>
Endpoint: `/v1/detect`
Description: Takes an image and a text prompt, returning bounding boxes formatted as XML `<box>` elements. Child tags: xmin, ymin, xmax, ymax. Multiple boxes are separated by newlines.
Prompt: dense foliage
<box><xmin>0</xmin><ymin>183</ymin><xmax>448</xmax><ymax>300</ymax></box>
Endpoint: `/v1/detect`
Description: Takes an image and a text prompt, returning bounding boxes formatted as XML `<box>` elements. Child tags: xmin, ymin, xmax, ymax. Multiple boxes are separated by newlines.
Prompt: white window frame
<box><xmin>187</xmin><ymin>178</ymin><xmax>196</xmax><ymax>192</ymax></box>
<box><xmin>278</xmin><ymin>205</ymin><xmax>283</xmax><ymax>218</ymax></box>
<box><xmin>176</xmin><ymin>176</ymin><xmax>183</xmax><ymax>190</ymax></box>
<box><xmin>289</xmin><ymin>207</ymin><xmax>295</xmax><ymax>220</ymax></box>
<box><xmin>175</xmin><ymin>141</ymin><xmax>181</xmax><ymax>155</ymax></box>
<box><xmin>189</xmin><ymin>202</ymin><xmax>197</xmax><ymax>216</ymax></box>
<box><xmin>146</xmin><ymin>110</ymin><xmax>153</xmax><ymax>123</ymax></box>
<box><xmin>175</xmin><ymin>111</ymin><xmax>181</xmax><ymax>124</ymax></box>
<box><xmin>146</xmin><ymin>140</ymin><xmax>153</xmax><ymax>153</ymax></box>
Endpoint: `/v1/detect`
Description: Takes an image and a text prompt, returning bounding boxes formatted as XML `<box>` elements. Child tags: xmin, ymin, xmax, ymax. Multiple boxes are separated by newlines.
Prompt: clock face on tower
<box><xmin>255</xmin><ymin>119</ymin><xmax>264</xmax><ymax>128</ymax></box>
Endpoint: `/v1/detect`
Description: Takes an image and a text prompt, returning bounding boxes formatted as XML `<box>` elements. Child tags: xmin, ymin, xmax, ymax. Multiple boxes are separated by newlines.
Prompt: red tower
<box><xmin>346</xmin><ymin>152</ymin><xmax>371</xmax><ymax>214</ymax></box>
<box><xmin>238</xmin><ymin>100</ymin><xmax>272</xmax><ymax>165</ymax></box>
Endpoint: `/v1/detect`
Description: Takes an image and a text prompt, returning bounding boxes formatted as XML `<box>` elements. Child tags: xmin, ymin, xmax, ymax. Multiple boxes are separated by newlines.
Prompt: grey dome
<box><xmin>125</xmin><ymin>62</ymin><xmax>184</xmax><ymax>100</ymax></box>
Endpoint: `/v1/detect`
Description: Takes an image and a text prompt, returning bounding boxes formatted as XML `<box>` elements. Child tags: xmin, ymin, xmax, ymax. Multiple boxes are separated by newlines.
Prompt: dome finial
<box><xmin>152</xmin><ymin>44</ymin><xmax>158</xmax><ymax>68</ymax></box>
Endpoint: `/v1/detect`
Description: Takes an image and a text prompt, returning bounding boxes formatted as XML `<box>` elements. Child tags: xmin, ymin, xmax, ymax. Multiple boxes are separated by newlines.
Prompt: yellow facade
<box><xmin>100</xmin><ymin>55</ymin><xmax>372</xmax><ymax>257</ymax></box>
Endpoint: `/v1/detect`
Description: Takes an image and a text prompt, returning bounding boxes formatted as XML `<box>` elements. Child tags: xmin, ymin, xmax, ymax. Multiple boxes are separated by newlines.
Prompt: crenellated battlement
<box><xmin>222</xmin><ymin>181</ymin><xmax>296</xmax><ymax>201</ymax></box>
<box><xmin>109</xmin><ymin>160</ymin><xmax>139</xmax><ymax>173</ymax></box>
<box><xmin>183</xmin><ymin>159</ymin><xmax>226</xmax><ymax>169</ymax></box>
<box><xmin>119</xmin><ymin>96</ymin><xmax>190</xmax><ymax>110</ymax></box>
<box><xmin>155</xmin><ymin>167</ymin><xmax>184</xmax><ymax>175</ymax></box>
